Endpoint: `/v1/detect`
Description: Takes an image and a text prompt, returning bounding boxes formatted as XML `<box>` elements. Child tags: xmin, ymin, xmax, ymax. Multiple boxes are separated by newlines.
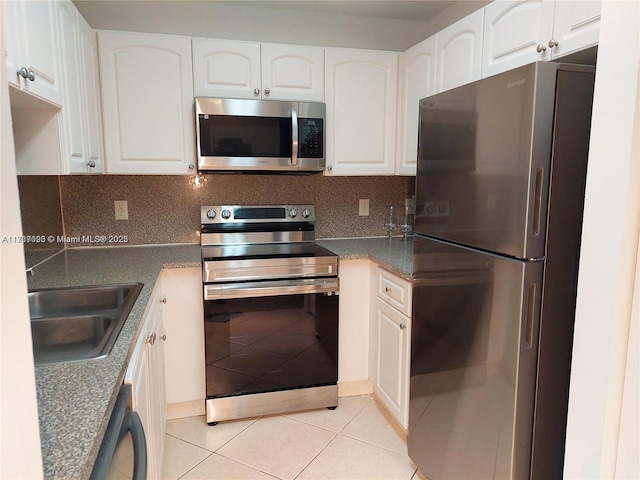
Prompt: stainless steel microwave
<box><xmin>195</xmin><ymin>97</ymin><xmax>325</xmax><ymax>173</ymax></box>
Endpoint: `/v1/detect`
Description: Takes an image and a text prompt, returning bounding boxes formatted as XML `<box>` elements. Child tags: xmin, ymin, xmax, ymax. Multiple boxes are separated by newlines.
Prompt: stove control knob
<box><xmin>289</xmin><ymin>208</ymin><xmax>298</xmax><ymax>218</ymax></box>
<box><xmin>206</xmin><ymin>209</ymin><xmax>216</xmax><ymax>219</ymax></box>
<box><xmin>221</xmin><ymin>209</ymin><xmax>232</xmax><ymax>220</ymax></box>
<box><xmin>302</xmin><ymin>208</ymin><xmax>311</xmax><ymax>218</ymax></box>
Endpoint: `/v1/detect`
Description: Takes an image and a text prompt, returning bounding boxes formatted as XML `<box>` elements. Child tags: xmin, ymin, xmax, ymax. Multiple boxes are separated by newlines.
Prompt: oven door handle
<box><xmin>204</xmin><ymin>278</ymin><xmax>339</xmax><ymax>300</ymax></box>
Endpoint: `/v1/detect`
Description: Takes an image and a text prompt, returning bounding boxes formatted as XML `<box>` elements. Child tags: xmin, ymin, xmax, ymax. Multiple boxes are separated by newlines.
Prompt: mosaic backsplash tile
<box><xmin>19</xmin><ymin>174</ymin><xmax>415</xmax><ymax>249</ymax></box>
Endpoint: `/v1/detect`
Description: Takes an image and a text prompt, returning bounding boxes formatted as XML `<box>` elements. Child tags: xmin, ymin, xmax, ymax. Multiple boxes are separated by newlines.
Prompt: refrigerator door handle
<box><xmin>533</xmin><ymin>168</ymin><xmax>544</xmax><ymax>236</ymax></box>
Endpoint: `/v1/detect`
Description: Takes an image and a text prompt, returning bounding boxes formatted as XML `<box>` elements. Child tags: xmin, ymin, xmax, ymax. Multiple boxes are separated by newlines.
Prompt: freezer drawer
<box><xmin>409</xmin><ymin>236</ymin><xmax>543</xmax><ymax>480</ymax></box>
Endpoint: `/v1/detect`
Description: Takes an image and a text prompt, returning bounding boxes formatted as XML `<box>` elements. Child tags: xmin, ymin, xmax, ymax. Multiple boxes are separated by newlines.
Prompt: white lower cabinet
<box><xmin>161</xmin><ymin>267</ymin><xmax>205</xmax><ymax>419</ymax></box>
<box><xmin>370</xmin><ymin>267</ymin><xmax>412</xmax><ymax>429</ymax></box>
<box><xmin>125</xmin><ymin>282</ymin><xmax>167</xmax><ymax>480</ymax></box>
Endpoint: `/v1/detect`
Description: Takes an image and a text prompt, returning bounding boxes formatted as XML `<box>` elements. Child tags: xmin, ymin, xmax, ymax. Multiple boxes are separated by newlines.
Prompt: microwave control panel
<box><xmin>298</xmin><ymin>118</ymin><xmax>324</xmax><ymax>158</ymax></box>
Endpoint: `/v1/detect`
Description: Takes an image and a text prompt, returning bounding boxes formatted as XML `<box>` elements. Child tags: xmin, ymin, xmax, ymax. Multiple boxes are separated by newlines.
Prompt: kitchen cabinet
<box><xmin>57</xmin><ymin>0</ymin><xmax>103</xmax><ymax>174</ymax></box>
<box><xmin>396</xmin><ymin>36</ymin><xmax>436</xmax><ymax>175</ymax></box>
<box><xmin>125</xmin><ymin>281</ymin><xmax>167</xmax><ymax>480</ymax></box>
<box><xmin>371</xmin><ymin>267</ymin><xmax>412</xmax><ymax>429</ymax></box>
<box><xmin>98</xmin><ymin>30</ymin><xmax>196</xmax><ymax>174</ymax></box>
<box><xmin>3</xmin><ymin>0</ymin><xmax>63</xmax><ymax>106</ymax></box>
<box><xmin>192</xmin><ymin>38</ymin><xmax>324</xmax><ymax>101</ymax></box>
<box><xmin>434</xmin><ymin>8</ymin><xmax>484</xmax><ymax>94</ymax></box>
<box><xmin>324</xmin><ymin>47</ymin><xmax>398</xmax><ymax>175</ymax></box>
<box><xmin>482</xmin><ymin>0</ymin><xmax>601</xmax><ymax>78</ymax></box>
<box><xmin>161</xmin><ymin>267</ymin><xmax>205</xmax><ymax>419</ymax></box>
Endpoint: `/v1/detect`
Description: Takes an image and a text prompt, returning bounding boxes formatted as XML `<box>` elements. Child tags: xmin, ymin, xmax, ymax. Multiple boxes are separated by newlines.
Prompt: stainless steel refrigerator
<box><xmin>408</xmin><ymin>62</ymin><xmax>595</xmax><ymax>480</ymax></box>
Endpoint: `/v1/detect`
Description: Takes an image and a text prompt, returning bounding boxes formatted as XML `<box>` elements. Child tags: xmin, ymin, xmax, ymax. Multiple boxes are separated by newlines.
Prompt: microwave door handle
<box><xmin>291</xmin><ymin>108</ymin><xmax>298</xmax><ymax>167</ymax></box>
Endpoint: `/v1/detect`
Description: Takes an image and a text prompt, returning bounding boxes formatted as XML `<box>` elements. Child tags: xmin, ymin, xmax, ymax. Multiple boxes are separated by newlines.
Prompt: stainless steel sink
<box><xmin>28</xmin><ymin>283</ymin><xmax>143</xmax><ymax>365</ymax></box>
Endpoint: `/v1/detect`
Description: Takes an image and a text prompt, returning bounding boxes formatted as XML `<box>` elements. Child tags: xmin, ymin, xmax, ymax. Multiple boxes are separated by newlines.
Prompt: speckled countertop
<box><xmin>27</xmin><ymin>244</ymin><xmax>200</xmax><ymax>480</ymax></box>
<box><xmin>26</xmin><ymin>239</ymin><xmax>412</xmax><ymax>480</ymax></box>
<box><xmin>318</xmin><ymin>237</ymin><xmax>414</xmax><ymax>280</ymax></box>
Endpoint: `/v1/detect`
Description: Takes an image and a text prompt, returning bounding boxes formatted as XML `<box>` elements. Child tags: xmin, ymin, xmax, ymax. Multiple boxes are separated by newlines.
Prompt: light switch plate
<box><xmin>114</xmin><ymin>200</ymin><xmax>128</xmax><ymax>220</ymax></box>
<box><xmin>359</xmin><ymin>199</ymin><xmax>370</xmax><ymax>216</ymax></box>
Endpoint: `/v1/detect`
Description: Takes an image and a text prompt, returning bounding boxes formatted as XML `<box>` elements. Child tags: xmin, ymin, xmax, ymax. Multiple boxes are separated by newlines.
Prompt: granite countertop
<box><xmin>318</xmin><ymin>237</ymin><xmax>414</xmax><ymax>280</ymax></box>
<box><xmin>26</xmin><ymin>238</ymin><xmax>412</xmax><ymax>479</ymax></box>
<box><xmin>27</xmin><ymin>244</ymin><xmax>200</xmax><ymax>480</ymax></box>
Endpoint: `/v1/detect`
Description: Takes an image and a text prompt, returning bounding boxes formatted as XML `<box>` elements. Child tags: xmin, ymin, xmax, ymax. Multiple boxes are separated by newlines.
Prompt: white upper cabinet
<box><xmin>3</xmin><ymin>0</ymin><xmax>63</xmax><ymax>106</ymax></box>
<box><xmin>192</xmin><ymin>38</ymin><xmax>261</xmax><ymax>99</ymax></box>
<box><xmin>192</xmin><ymin>39</ymin><xmax>324</xmax><ymax>101</ymax></box>
<box><xmin>396</xmin><ymin>36</ymin><xmax>436</xmax><ymax>175</ymax></box>
<box><xmin>435</xmin><ymin>8</ymin><xmax>484</xmax><ymax>93</ymax></box>
<box><xmin>482</xmin><ymin>0</ymin><xmax>601</xmax><ymax>78</ymax></box>
<box><xmin>57</xmin><ymin>0</ymin><xmax>103</xmax><ymax>173</ymax></box>
<box><xmin>98</xmin><ymin>31</ymin><xmax>196</xmax><ymax>174</ymax></box>
<box><xmin>261</xmin><ymin>43</ymin><xmax>324</xmax><ymax>101</ymax></box>
<box><xmin>325</xmin><ymin>47</ymin><xmax>398</xmax><ymax>175</ymax></box>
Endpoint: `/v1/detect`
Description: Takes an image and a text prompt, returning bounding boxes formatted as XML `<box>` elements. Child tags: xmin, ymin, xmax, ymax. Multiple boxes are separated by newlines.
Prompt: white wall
<box><xmin>0</xmin><ymin>3</ymin><xmax>45</xmax><ymax>478</ymax></box>
<box><xmin>564</xmin><ymin>0</ymin><xmax>640</xmax><ymax>478</ymax></box>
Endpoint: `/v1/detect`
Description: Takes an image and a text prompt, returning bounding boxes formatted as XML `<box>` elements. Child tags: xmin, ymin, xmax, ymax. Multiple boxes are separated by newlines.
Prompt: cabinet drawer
<box><xmin>376</xmin><ymin>267</ymin><xmax>412</xmax><ymax>317</ymax></box>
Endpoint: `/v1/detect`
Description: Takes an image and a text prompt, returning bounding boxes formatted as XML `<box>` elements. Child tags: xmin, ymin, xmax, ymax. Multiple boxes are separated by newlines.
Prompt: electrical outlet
<box><xmin>359</xmin><ymin>199</ymin><xmax>370</xmax><ymax>216</ymax></box>
<box><xmin>114</xmin><ymin>200</ymin><xmax>128</xmax><ymax>220</ymax></box>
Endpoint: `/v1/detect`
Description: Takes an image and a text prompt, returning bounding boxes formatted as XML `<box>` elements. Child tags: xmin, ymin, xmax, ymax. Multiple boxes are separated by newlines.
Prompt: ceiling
<box><xmin>73</xmin><ymin>0</ymin><xmax>488</xmax><ymax>51</ymax></box>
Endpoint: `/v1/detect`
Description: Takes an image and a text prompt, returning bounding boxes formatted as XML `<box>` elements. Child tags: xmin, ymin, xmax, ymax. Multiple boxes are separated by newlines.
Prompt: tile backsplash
<box><xmin>18</xmin><ymin>174</ymin><xmax>414</xmax><ymax>250</ymax></box>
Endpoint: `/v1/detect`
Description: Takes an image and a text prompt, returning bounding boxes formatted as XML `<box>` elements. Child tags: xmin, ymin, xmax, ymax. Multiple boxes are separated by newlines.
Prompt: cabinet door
<box><xmin>325</xmin><ymin>48</ymin><xmax>398</xmax><ymax>175</ymax></box>
<box><xmin>373</xmin><ymin>298</ymin><xmax>410</xmax><ymax>428</ymax></box>
<box><xmin>58</xmin><ymin>0</ymin><xmax>87</xmax><ymax>174</ymax></box>
<box><xmin>147</xmin><ymin>297</ymin><xmax>167</xmax><ymax>479</ymax></box>
<box><xmin>161</xmin><ymin>268</ymin><xmax>205</xmax><ymax>417</ymax></box>
<box><xmin>482</xmin><ymin>0</ymin><xmax>554</xmax><ymax>78</ymax></box>
<box><xmin>435</xmin><ymin>8</ymin><xmax>484</xmax><ymax>93</ymax></box>
<box><xmin>551</xmin><ymin>0</ymin><xmax>601</xmax><ymax>58</ymax></box>
<box><xmin>192</xmin><ymin>38</ymin><xmax>261</xmax><ymax>98</ymax></box>
<box><xmin>261</xmin><ymin>43</ymin><xmax>324</xmax><ymax>101</ymax></box>
<box><xmin>78</xmin><ymin>12</ymin><xmax>103</xmax><ymax>173</ymax></box>
<box><xmin>397</xmin><ymin>36</ymin><xmax>436</xmax><ymax>175</ymax></box>
<box><xmin>4</xmin><ymin>0</ymin><xmax>63</xmax><ymax>105</ymax></box>
<box><xmin>98</xmin><ymin>31</ymin><xmax>195</xmax><ymax>174</ymax></box>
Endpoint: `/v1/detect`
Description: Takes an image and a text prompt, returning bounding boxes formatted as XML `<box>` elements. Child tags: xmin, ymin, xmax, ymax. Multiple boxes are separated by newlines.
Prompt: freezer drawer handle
<box><xmin>525</xmin><ymin>283</ymin><xmax>537</xmax><ymax>349</ymax></box>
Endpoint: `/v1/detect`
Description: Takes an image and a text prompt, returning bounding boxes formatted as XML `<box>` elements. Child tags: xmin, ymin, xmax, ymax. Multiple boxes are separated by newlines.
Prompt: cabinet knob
<box><xmin>17</xmin><ymin>67</ymin><xmax>35</xmax><ymax>81</ymax></box>
<box><xmin>385</xmin><ymin>287</ymin><xmax>392</xmax><ymax>293</ymax></box>
<box><xmin>254</xmin><ymin>88</ymin><xmax>260</xmax><ymax>96</ymax></box>
<box><xmin>188</xmin><ymin>164</ymin><xmax>195</xmax><ymax>170</ymax></box>
<box><xmin>145</xmin><ymin>332</ymin><xmax>157</xmax><ymax>345</ymax></box>
<box><xmin>160</xmin><ymin>334</ymin><xmax>167</xmax><ymax>341</ymax></box>
<box><xmin>326</xmin><ymin>165</ymin><xmax>333</xmax><ymax>172</ymax></box>
<box><xmin>160</xmin><ymin>297</ymin><xmax>167</xmax><ymax>304</ymax></box>
<box><xmin>264</xmin><ymin>88</ymin><xmax>270</xmax><ymax>95</ymax></box>
<box><xmin>86</xmin><ymin>160</ymin><xmax>96</xmax><ymax>168</ymax></box>
<box><xmin>548</xmin><ymin>39</ymin><xmax>559</xmax><ymax>48</ymax></box>
<box><xmin>399</xmin><ymin>324</ymin><xmax>406</xmax><ymax>331</ymax></box>
<box><xmin>536</xmin><ymin>44</ymin><xmax>547</xmax><ymax>53</ymax></box>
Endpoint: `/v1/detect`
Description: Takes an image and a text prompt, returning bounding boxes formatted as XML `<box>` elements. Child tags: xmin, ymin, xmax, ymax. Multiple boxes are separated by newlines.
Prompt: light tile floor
<box><xmin>161</xmin><ymin>395</ymin><xmax>428</xmax><ymax>480</ymax></box>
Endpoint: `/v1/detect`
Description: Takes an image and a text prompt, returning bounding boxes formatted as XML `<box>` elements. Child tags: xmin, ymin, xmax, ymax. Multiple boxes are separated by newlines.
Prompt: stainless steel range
<box><xmin>200</xmin><ymin>205</ymin><xmax>339</xmax><ymax>425</ymax></box>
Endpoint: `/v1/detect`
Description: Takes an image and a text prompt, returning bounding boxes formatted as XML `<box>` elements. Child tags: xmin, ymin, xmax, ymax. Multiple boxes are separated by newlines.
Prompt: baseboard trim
<box><xmin>338</xmin><ymin>380</ymin><xmax>373</xmax><ymax>397</ymax></box>
<box><xmin>167</xmin><ymin>400</ymin><xmax>205</xmax><ymax>420</ymax></box>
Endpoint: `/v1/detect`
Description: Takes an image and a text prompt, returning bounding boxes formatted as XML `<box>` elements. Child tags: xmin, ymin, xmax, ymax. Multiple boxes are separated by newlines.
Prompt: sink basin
<box><xmin>28</xmin><ymin>283</ymin><xmax>143</xmax><ymax>365</ymax></box>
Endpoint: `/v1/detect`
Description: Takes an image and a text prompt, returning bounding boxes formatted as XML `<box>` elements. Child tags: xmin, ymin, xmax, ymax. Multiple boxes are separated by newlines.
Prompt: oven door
<box><xmin>204</xmin><ymin>277</ymin><xmax>339</xmax><ymax>400</ymax></box>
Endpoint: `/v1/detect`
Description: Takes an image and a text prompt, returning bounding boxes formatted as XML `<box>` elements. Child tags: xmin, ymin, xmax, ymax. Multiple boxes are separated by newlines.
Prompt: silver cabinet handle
<box><xmin>399</xmin><ymin>324</ymin><xmax>406</xmax><ymax>330</ymax></box>
<box><xmin>86</xmin><ymin>160</ymin><xmax>96</xmax><ymax>168</ymax></box>
<box><xmin>253</xmin><ymin>88</ymin><xmax>260</xmax><ymax>96</ymax></box>
<box><xmin>536</xmin><ymin>44</ymin><xmax>547</xmax><ymax>53</ymax></box>
<box><xmin>326</xmin><ymin>165</ymin><xmax>333</xmax><ymax>171</ymax></box>
<box><xmin>160</xmin><ymin>334</ymin><xmax>167</xmax><ymax>341</ymax></box>
<box><xmin>160</xmin><ymin>297</ymin><xmax>167</xmax><ymax>304</ymax></box>
<box><xmin>188</xmin><ymin>164</ymin><xmax>195</xmax><ymax>170</ymax></box>
<box><xmin>548</xmin><ymin>39</ymin><xmax>559</xmax><ymax>48</ymax></box>
<box><xmin>17</xmin><ymin>67</ymin><xmax>35</xmax><ymax>81</ymax></box>
<box><xmin>264</xmin><ymin>88</ymin><xmax>270</xmax><ymax>95</ymax></box>
<box><xmin>145</xmin><ymin>332</ymin><xmax>156</xmax><ymax>345</ymax></box>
